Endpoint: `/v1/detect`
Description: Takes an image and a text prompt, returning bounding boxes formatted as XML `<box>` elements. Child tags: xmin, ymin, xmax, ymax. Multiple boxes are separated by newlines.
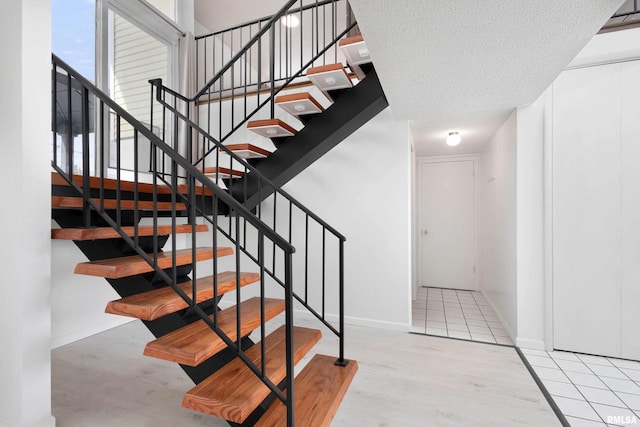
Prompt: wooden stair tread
<box><xmin>221</xmin><ymin>144</ymin><xmax>271</xmax><ymax>159</ymax></box>
<box><xmin>247</xmin><ymin>119</ymin><xmax>297</xmax><ymax>138</ymax></box>
<box><xmin>305</xmin><ymin>63</ymin><xmax>348</xmax><ymax>75</ymax></box>
<box><xmin>105</xmin><ymin>271</ymin><xmax>260</xmax><ymax>320</ymax></box>
<box><xmin>338</xmin><ymin>34</ymin><xmax>364</xmax><ymax>47</ymax></box>
<box><xmin>143</xmin><ymin>297</ymin><xmax>284</xmax><ymax>366</ymax></box>
<box><xmin>339</xmin><ymin>34</ymin><xmax>371</xmax><ymax>69</ymax></box>
<box><xmin>275</xmin><ymin>92</ymin><xmax>325</xmax><ymax>117</ymax></box>
<box><xmin>305</xmin><ymin>63</ymin><xmax>353</xmax><ymax>92</ymax></box>
<box><xmin>202</xmin><ymin>167</ymin><xmax>245</xmax><ymax>179</ymax></box>
<box><xmin>182</xmin><ymin>325</ymin><xmax>322</xmax><ymax>423</ymax></box>
<box><xmin>52</xmin><ymin>172</ymin><xmax>213</xmax><ymax>196</ymax></box>
<box><xmin>51</xmin><ymin>196</ymin><xmax>186</xmax><ymax>211</ymax></box>
<box><xmin>255</xmin><ymin>354</ymin><xmax>358</xmax><ymax>427</ymax></box>
<box><xmin>51</xmin><ymin>224</ymin><xmax>208</xmax><ymax>240</ymax></box>
<box><xmin>74</xmin><ymin>247</ymin><xmax>229</xmax><ymax>279</ymax></box>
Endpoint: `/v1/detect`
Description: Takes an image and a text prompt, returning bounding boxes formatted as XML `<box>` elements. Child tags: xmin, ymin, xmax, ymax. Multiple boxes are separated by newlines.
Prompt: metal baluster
<box><xmin>152</xmin><ymin>138</ymin><xmax>159</xmax><ymax>265</ymax></box>
<box><xmin>212</xmin><ymin>194</ymin><xmax>219</xmax><ymax>327</ymax></box>
<box><xmin>52</xmin><ymin>65</ymin><xmax>58</xmax><ymax>166</ymax></box>
<box><xmin>235</xmin><ymin>212</ymin><xmax>242</xmax><ymax>353</ymax></box>
<box><xmin>304</xmin><ymin>215</ymin><xmax>309</xmax><ymax>304</ymax></box>
<box><xmin>299</xmin><ymin>0</ymin><xmax>303</xmax><ymax>70</ymax></box>
<box><xmin>322</xmin><ymin>226</ymin><xmax>326</xmax><ymax>318</ymax></box>
<box><xmin>161</xmin><ymin>93</ymin><xmax>167</xmax><ymax>176</ymax></box>
<box><xmin>66</xmin><ymin>73</ymin><xmax>73</xmax><ymax>176</ymax></box>
<box><xmin>133</xmin><ymin>129</ymin><xmax>139</xmax><ymax>247</ymax></box>
<box><xmin>81</xmin><ymin>87</ymin><xmax>91</xmax><ymax>227</ymax></box>
<box><xmin>337</xmin><ymin>238</ymin><xmax>346</xmax><ymax>366</ymax></box>
<box><xmin>284</xmin><ymin>253</ymin><xmax>295</xmax><ymax>427</ymax></box>
<box><xmin>259</xmin><ymin>231</ymin><xmax>266</xmax><ymax>375</ymax></box>
<box><xmin>116</xmin><ymin>115</ymin><xmax>121</xmax><ymax>227</ymax></box>
<box><xmin>272</xmin><ymin>192</ymin><xmax>277</xmax><ymax>274</ymax></box>
<box><xmin>333</xmin><ymin>0</ymin><xmax>337</xmax><ymax>63</ymax></box>
<box><xmin>270</xmin><ymin>24</ymin><xmax>276</xmax><ymax>118</ymax></box>
<box><xmin>171</xmin><ymin>159</ymin><xmax>178</xmax><ymax>299</ymax></box>
<box><xmin>99</xmin><ymin>101</ymin><xmax>105</xmax><ymax>211</ymax></box>
<box><xmin>149</xmin><ymin>84</ymin><xmax>155</xmax><ymax>173</ymax></box>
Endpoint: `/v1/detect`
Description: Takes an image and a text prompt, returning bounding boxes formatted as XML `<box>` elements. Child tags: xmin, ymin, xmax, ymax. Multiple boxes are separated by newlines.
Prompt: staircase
<box><xmin>51</xmin><ymin>0</ymin><xmax>382</xmax><ymax>425</ymax></box>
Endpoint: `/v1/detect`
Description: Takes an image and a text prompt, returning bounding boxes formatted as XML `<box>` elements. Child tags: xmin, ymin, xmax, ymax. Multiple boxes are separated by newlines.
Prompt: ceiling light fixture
<box><xmin>446</xmin><ymin>131</ymin><xmax>461</xmax><ymax>146</ymax></box>
<box><xmin>281</xmin><ymin>14</ymin><xmax>300</xmax><ymax>28</ymax></box>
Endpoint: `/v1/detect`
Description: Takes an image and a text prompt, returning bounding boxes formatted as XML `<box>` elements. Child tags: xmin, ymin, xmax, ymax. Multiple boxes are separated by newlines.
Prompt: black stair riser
<box><xmin>53</xmin><ymin>210</ymin><xmax>253</xmax><ymax>384</ymax></box>
<box><xmin>52</xmin><ymin>187</ymin><xmax>227</xmax><ymax>216</ymax></box>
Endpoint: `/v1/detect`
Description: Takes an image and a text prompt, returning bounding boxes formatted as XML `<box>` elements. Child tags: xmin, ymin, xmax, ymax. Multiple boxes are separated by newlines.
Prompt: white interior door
<box><xmin>419</xmin><ymin>160</ymin><xmax>476</xmax><ymax>290</ymax></box>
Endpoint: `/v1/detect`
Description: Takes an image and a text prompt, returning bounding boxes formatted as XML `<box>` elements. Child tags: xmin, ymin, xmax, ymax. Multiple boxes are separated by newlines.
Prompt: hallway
<box><xmin>411</xmin><ymin>286</ymin><xmax>513</xmax><ymax>346</ymax></box>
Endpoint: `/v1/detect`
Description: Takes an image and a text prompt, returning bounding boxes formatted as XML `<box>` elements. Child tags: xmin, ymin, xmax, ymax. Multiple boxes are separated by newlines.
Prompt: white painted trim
<box><xmin>516</xmin><ymin>338</ymin><xmax>546</xmax><ymax>351</ymax></box>
<box><xmin>108</xmin><ymin>0</ymin><xmax>184</xmax><ymax>41</ymax></box>
<box><xmin>543</xmin><ymin>84</ymin><xmax>555</xmax><ymax>352</ymax></box>
<box><xmin>567</xmin><ymin>28</ymin><xmax>640</xmax><ymax>70</ymax></box>
<box><xmin>297</xmin><ymin>311</ymin><xmax>411</xmax><ymax>332</ymax></box>
<box><xmin>416</xmin><ymin>154</ymin><xmax>480</xmax><ymax>291</ymax></box>
<box><xmin>0</xmin><ymin>416</ymin><xmax>57</xmax><ymax>427</ymax></box>
<box><xmin>481</xmin><ymin>289</ymin><xmax>516</xmax><ymax>342</ymax></box>
<box><xmin>32</xmin><ymin>416</ymin><xmax>57</xmax><ymax>427</ymax></box>
<box><xmin>215</xmin><ymin>301</ymin><xmax>411</xmax><ymax>332</ymax></box>
<box><xmin>51</xmin><ymin>318</ymin><xmax>134</xmax><ymax>349</ymax></box>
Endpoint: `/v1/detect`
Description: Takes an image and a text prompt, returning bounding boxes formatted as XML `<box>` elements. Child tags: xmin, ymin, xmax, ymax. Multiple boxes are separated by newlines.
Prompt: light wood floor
<box><xmin>52</xmin><ymin>318</ymin><xmax>560</xmax><ymax>426</ymax></box>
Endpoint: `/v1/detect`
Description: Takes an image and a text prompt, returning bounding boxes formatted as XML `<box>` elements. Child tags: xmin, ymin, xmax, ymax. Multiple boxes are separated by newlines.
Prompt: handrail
<box><xmin>194</xmin><ymin>20</ymin><xmax>355</xmax><ymax>163</ymax></box>
<box><xmin>149</xmin><ymin>0</ymin><xmax>350</xmax><ymax>395</ymax></box>
<box><xmin>53</xmin><ymin>53</ymin><xmax>294</xmax><ymax>254</ymax></box>
<box><xmin>149</xmin><ymin>77</ymin><xmax>347</xmax><ymax>242</ymax></box>
<box><xmin>52</xmin><ymin>53</ymin><xmax>299</xmax><ymax>414</ymax></box>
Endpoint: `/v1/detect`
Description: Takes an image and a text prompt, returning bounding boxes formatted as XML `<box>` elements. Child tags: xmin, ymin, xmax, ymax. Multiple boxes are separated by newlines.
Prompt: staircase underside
<box><xmin>229</xmin><ymin>68</ymin><xmax>388</xmax><ymax>211</ymax></box>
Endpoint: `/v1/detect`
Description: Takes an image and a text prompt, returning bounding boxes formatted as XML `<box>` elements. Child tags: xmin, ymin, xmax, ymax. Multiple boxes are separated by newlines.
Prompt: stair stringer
<box><xmin>51</xmin><ymin>210</ymin><xmax>254</xmax><ymax>385</ymax></box>
<box><xmin>229</xmin><ymin>68</ymin><xmax>388</xmax><ymax>211</ymax></box>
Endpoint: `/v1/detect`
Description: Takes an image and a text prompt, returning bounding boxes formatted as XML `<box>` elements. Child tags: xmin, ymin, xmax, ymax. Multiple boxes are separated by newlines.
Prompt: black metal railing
<box><xmin>146</xmin><ymin>0</ymin><xmax>351</xmax><ymax>374</ymax></box>
<box><xmin>149</xmin><ymin>78</ymin><xmax>347</xmax><ymax>344</ymax></box>
<box><xmin>51</xmin><ymin>53</ymin><xmax>346</xmax><ymax>426</ymax></box>
<box><xmin>154</xmin><ymin>0</ymin><xmax>355</xmax><ymax>171</ymax></box>
<box><xmin>195</xmin><ymin>0</ymin><xmax>351</xmax><ymax>97</ymax></box>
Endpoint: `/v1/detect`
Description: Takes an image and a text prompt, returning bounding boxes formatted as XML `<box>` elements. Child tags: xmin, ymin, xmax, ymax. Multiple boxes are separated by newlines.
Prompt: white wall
<box><xmin>515</xmin><ymin>91</ymin><xmax>547</xmax><ymax>350</ymax></box>
<box><xmin>281</xmin><ymin>107</ymin><xmax>412</xmax><ymax>330</ymax></box>
<box><xmin>0</xmin><ymin>1</ymin><xmax>55</xmax><ymax>426</ymax></box>
<box><xmin>479</xmin><ymin>111</ymin><xmax>517</xmax><ymax>339</ymax></box>
<box><xmin>51</xmin><ymin>237</ymin><xmax>134</xmax><ymax>348</ymax></box>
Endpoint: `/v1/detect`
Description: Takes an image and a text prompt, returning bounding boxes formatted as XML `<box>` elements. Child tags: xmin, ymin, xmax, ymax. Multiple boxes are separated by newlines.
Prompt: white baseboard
<box><xmin>297</xmin><ymin>310</ymin><xmax>411</xmax><ymax>332</ymax></box>
<box><xmin>516</xmin><ymin>337</ymin><xmax>546</xmax><ymax>351</ymax></box>
<box><xmin>0</xmin><ymin>415</ymin><xmax>56</xmax><ymax>427</ymax></box>
<box><xmin>218</xmin><ymin>300</ymin><xmax>411</xmax><ymax>332</ymax></box>
<box><xmin>52</xmin><ymin>317</ymin><xmax>134</xmax><ymax>349</ymax></box>
<box><xmin>32</xmin><ymin>415</ymin><xmax>56</xmax><ymax>427</ymax></box>
<box><xmin>479</xmin><ymin>290</ymin><xmax>516</xmax><ymax>342</ymax></box>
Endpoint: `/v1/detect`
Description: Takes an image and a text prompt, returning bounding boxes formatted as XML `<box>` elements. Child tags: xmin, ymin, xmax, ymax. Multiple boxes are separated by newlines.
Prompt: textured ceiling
<box><xmin>196</xmin><ymin>0</ymin><xmax>623</xmax><ymax>156</ymax></box>
<box><xmin>348</xmin><ymin>0</ymin><xmax>624</xmax><ymax>156</ymax></box>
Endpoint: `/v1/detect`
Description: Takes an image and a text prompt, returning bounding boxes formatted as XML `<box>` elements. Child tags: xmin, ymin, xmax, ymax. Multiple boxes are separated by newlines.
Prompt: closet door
<box><xmin>552</xmin><ymin>63</ymin><xmax>622</xmax><ymax>358</ymax></box>
<box><xmin>620</xmin><ymin>61</ymin><xmax>640</xmax><ymax>360</ymax></box>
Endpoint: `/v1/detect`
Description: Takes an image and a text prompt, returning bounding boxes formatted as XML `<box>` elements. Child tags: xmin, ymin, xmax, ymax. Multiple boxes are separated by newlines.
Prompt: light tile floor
<box><xmin>521</xmin><ymin>348</ymin><xmax>640</xmax><ymax>426</ymax></box>
<box><xmin>411</xmin><ymin>286</ymin><xmax>514</xmax><ymax>346</ymax></box>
